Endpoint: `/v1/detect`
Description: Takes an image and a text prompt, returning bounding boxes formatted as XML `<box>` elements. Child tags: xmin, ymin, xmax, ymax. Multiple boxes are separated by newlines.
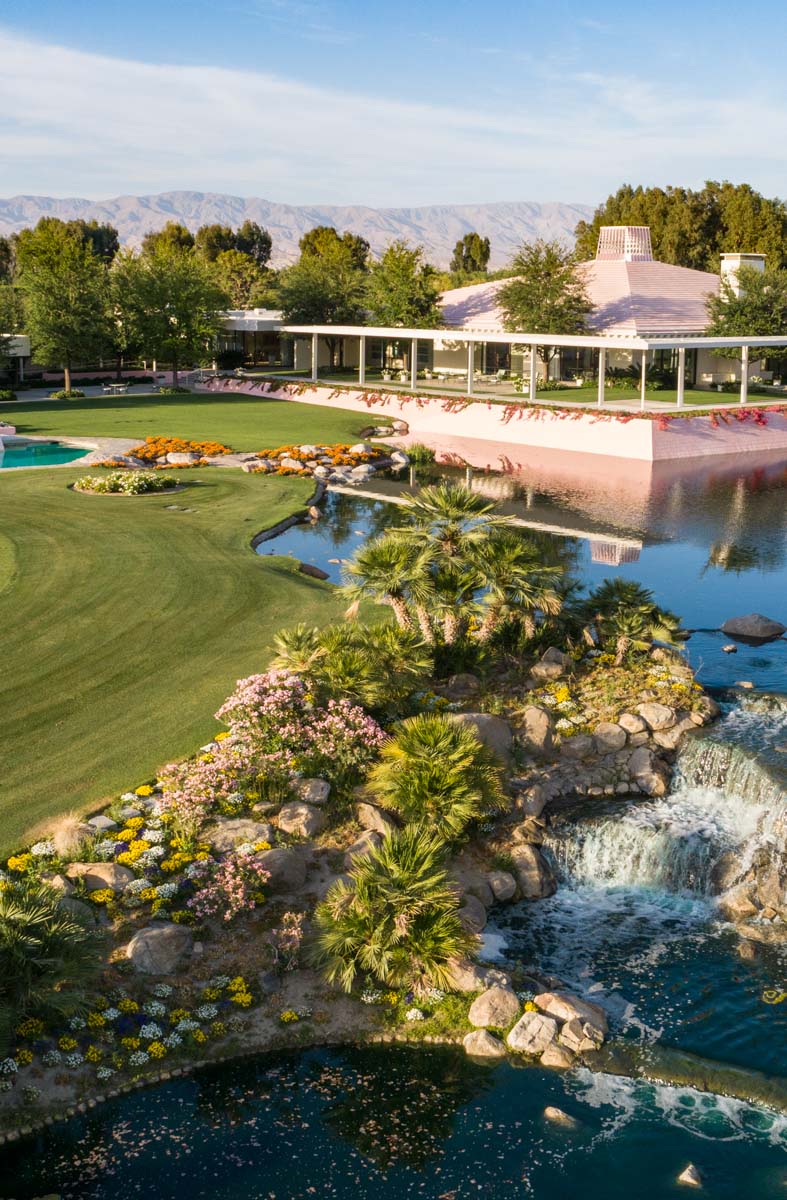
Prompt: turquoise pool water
<box><xmin>0</xmin><ymin>440</ymin><xmax>89</xmax><ymax>468</ymax></box>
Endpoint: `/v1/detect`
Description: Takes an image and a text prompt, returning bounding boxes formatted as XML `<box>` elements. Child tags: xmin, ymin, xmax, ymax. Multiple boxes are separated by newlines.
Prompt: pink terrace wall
<box><xmin>202</xmin><ymin>381</ymin><xmax>787</xmax><ymax>462</ymax></box>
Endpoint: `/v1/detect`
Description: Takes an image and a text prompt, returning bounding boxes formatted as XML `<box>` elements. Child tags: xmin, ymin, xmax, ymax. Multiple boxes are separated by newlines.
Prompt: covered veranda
<box><xmin>280</xmin><ymin>325</ymin><xmax>787</xmax><ymax>411</ymax></box>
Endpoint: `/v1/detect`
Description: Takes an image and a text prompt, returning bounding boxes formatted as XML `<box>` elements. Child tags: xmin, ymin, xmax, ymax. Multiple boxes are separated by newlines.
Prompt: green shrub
<box><xmin>407</xmin><ymin>443</ymin><xmax>437</xmax><ymax>467</ymax></box>
<box><xmin>156</xmin><ymin>385</ymin><xmax>192</xmax><ymax>395</ymax></box>
<box><xmin>0</xmin><ymin>388</ymin><xmax>17</xmax><ymax>402</ymax></box>
<box><xmin>49</xmin><ymin>389</ymin><xmax>85</xmax><ymax>400</ymax></box>
<box><xmin>74</xmin><ymin>471</ymin><xmax>179</xmax><ymax>495</ymax></box>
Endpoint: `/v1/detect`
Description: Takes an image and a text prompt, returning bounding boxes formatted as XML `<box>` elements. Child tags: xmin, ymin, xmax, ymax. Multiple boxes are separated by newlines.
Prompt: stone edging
<box><xmin>250</xmin><ymin>480</ymin><xmax>326</xmax><ymax>550</ymax></box>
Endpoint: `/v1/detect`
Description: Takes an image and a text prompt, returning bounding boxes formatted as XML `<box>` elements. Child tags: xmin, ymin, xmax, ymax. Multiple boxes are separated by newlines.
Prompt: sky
<box><xmin>1</xmin><ymin>0</ymin><xmax>787</xmax><ymax>208</ymax></box>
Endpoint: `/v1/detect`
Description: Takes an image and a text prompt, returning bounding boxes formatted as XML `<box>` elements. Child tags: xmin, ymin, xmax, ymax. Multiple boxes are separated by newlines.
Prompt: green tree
<box><xmin>0</xmin><ymin>284</ymin><xmax>22</xmax><ymax>370</ymax></box>
<box><xmin>16</xmin><ymin>219</ymin><xmax>111</xmax><ymax>392</ymax></box>
<box><xmin>579</xmin><ymin>578</ymin><xmax>682</xmax><ymax>664</ymax></box>
<box><xmin>299</xmin><ymin>225</ymin><xmax>369</xmax><ymax>270</ymax></box>
<box><xmin>0</xmin><ymin>235</ymin><xmax>16</xmax><ymax>282</ymax></box>
<box><xmin>472</xmin><ymin>530</ymin><xmax>563</xmax><ymax>641</ymax></box>
<box><xmin>65</xmin><ymin>219</ymin><xmax>120</xmax><ymax>263</ymax></box>
<box><xmin>450</xmin><ymin>232</ymin><xmax>491</xmax><ymax>274</ymax></box>
<box><xmin>121</xmin><ymin>244</ymin><xmax>228</xmax><ymax>384</ymax></box>
<box><xmin>497</xmin><ymin>240</ymin><xmax>592</xmax><ymax>380</ymax></box>
<box><xmin>705</xmin><ymin>264</ymin><xmax>787</xmax><ymax>364</ymax></box>
<box><xmin>235</xmin><ymin>220</ymin><xmax>272</xmax><ymax>267</ymax></box>
<box><xmin>213</xmin><ymin>249</ymin><xmax>267</xmax><ymax>308</ymax></box>
<box><xmin>0</xmin><ymin>881</ymin><xmax>100</xmax><ymax>1048</ymax></box>
<box><xmin>368</xmin><ymin>714</ymin><xmax>507</xmax><ymax>839</ymax></box>
<box><xmin>312</xmin><ymin>825</ymin><xmax>475</xmax><ymax>994</ymax></box>
<box><xmin>365</xmin><ymin>241</ymin><xmax>442</xmax><ymax>327</ymax></box>
<box><xmin>141</xmin><ymin>221</ymin><xmax>195</xmax><ymax>256</ymax></box>
<box><xmin>342</xmin><ymin>533</ymin><xmax>437</xmax><ymax>639</ymax></box>
<box><xmin>194</xmin><ymin>223</ymin><xmax>236</xmax><ymax>262</ymax></box>
<box><xmin>107</xmin><ymin>249</ymin><xmax>146</xmax><ymax>379</ymax></box>
<box><xmin>278</xmin><ymin>238</ymin><xmax>367</xmax><ymax>366</ymax></box>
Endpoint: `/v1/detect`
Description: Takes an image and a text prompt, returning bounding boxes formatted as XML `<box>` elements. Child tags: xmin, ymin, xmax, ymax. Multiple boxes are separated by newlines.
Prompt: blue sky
<box><xmin>1</xmin><ymin>0</ymin><xmax>786</xmax><ymax>206</ymax></box>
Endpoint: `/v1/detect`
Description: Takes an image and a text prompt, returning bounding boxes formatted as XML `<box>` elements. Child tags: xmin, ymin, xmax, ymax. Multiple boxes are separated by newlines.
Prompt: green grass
<box><xmin>0</xmin><ymin>392</ymin><xmax>371</xmax><ymax>450</ymax></box>
<box><xmin>0</xmin><ymin>467</ymin><xmax>350</xmax><ymax>853</ymax></box>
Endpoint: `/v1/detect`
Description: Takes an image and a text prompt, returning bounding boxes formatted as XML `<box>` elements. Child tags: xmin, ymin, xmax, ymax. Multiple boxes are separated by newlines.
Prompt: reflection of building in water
<box><xmin>468</xmin><ymin>474</ymin><xmax>518</xmax><ymax>501</ymax></box>
<box><xmin>590</xmin><ymin>540</ymin><xmax>642</xmax><ymax>565</ymax></box>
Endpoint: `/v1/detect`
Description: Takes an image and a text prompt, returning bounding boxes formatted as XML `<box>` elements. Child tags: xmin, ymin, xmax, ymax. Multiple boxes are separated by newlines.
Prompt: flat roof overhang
<box><xmin>282</xmin><ymin>324</ymin><xmax>787</xmax><ymax>352</ymax></box>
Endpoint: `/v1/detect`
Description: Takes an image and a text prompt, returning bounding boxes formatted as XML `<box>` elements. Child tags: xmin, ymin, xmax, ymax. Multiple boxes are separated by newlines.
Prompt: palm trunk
<box><xmin>415</xmin><ymin>605</ymin><xmax>435</xmax><ymax>645</ymax></box>
<box><xmin>389</xmin><ymin>596</ymin><xmax>413</xmax><ymax>631</ymax></box>
<box><xmin>115</xmin><ymin>351</ymin><xmax>123</xmax><ymax>382</ymax></box>
<box><xmin>64</xmin><ymin>360</ymin><xmax>71</xmax><ymax>393</ymax></box>
<box><xmin>172</xmin><ymin>351</ymin><xmax>179</xmax><ymax>388</ymax></box>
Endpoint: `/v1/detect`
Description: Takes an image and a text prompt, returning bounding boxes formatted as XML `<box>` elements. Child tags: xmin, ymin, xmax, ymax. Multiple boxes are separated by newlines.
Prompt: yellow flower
<box><xmin>15</xmin><ymin>1048</ymin><xmax>33</xmax><ymax>1066</ymax></box>
<box><xmin>253</xmin><ymin>841</ymin><xmax>271</xmax><ymax>852</ymax></box>
<box><xmin>118</xmin><ymin>999</ymin><xmax>139</xmax><ymax>1015</ymax></box>
<box><xmin>59</xmin><ymin>1036</ymin><xmax>77</xmax><ymax>1052</ymax></box>
<box><xmin>192</xmin><ymin>1029</ymin><xmax>207</xmax><ymax>1044</ymax></box>
<box><xmin>135</xmin><ymin>786</ymin><xmax>153</xmax><ymax>797</ymax></box>
<box><xmin>16</xmin><ymin>1017</ymin><xmax>44</xmax><ymax>1039</ymax></box>
<box><xmin>231</xmin><ymin>992</ymin><xmax>252</xmax><ymax>1008</ymax></box>
<box><xmin>170</xmin><ymin>1009</ymin><xmax>190</xmax><ymax>1024</ymax></box>
<box><xmin>199</xmin><ymin>753</ymin><xmax>214</xmax><ymax>764</ymax></box>
<box><xmin>210</xmin><ymin>1021</ymin><xmax>227</xmax><ymax>1037</ymax></box>
<box><xmin>139</xmin><ymin>887</ymin><xmax>157</xmax><ymax>902</ymax></box>
<box><xmin>125</xmin><ymin>816</ymin><xmax>146</xmax><ymax>830</ymax></box>
<box><xmin>228</xmin><ymin>976</ymin><xmax>247</xmax><ymax>992</ymax></box>
<box><xmin>214</xmin><ymin>731</ymin><xmax>230</xmax><ymax>741</ymax></box>
<box><xmin>194</xmin><ymin>852</ymin><xmax>210</xmax><ymax>862</ymax></box>
<box><xmin>201</xmin><ymin>989</ymin><xmax>220</xmax><ymax>1002</ymax></box>
<box><xmin>524</xmin><ymin>1001</ymin><xmax>538</xmax><ymax>1012</ymax></box>
<box><xmin>279</xmin><ymin>1010</ymin><xmax>299</xmax><ymax>1023</ymax></box>
<box><xmin>7</xmin><ymin>854</ymin><xmax>32</xmax><ymax>873</ymax></box>
<box><xmin>85</xmin><ymin>1045</ymin><xmax>103</xmax><ymax>1063</ymax></box>
<box><xmin>89</xmin><ymin>888</ymin><xmax>115</xmax><ymax>905</ymax></box>
<box><xmin>87</xmin><ymin>1012</ymin><xmax>106</xmax><ymax>1029</ymax></box>
<box><xmin>148</xmin><ymin>1041</ymin><xmax>166</xmax><ymax>1059</ymax></box>
<box><xmin>121</xmin><ymin>1036</ymin><xmax>141</xmax><ymax>1050</ymax></box>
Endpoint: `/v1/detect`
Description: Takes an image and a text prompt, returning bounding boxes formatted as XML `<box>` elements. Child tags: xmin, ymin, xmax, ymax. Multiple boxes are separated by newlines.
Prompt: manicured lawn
<box><xmin>0</xmin><ymin>392</ymin><xmax>371</xmax><ymax>450</ymax></box>
<box><xmin>0</xmin><ymin>467</ymin><xmax>350</xmax><ymax>853</ymax></box>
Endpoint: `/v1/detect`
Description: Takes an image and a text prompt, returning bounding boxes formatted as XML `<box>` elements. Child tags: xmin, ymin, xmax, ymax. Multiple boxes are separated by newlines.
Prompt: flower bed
<box><xmin>249</xmin><ymin>442</ymin><xmax>393</xmax><ymax>478</ymax></box>
<box><xmin>73</xmin><ymin>471</ymin><xmax>181</xmax><ymax>495</ymax></box>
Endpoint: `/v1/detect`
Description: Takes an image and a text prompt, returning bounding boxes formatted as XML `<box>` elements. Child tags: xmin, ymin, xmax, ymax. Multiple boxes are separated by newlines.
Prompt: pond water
<box><xmin>0</xmin><ymin>440</ymin><xmax>89</xmax><ymax>468</ymax></box>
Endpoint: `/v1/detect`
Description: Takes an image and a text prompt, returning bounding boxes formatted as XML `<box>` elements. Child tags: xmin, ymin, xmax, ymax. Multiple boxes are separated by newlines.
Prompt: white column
<box><xmin>466</xmin><ymin>341</ymin><xmax>474</xmax><ymax>395</ymax></box>
<box><xmin>411</xmin><ymin>337</ymin><xmax>418</xmax><ymax>390</ymax></box>
<box><xmin>640</xmin><ymin>350</ymin><xmax>647</xmax><ymax>410</ymax></box>
<box><xmin>597</xmin><ymin>348</ymin><xmax>606</xmax><ymax>406</ymax></box>
<box><xmin>740</xmin><ymin>345</ymin><xmax>749</xmax><ymax>405</ymax></box>
<box><xmin>359</xmin><ymin>336</ymin><xmax>366</xmax><ymax>387</ymax></box>
<box><xmin>528</xmin><ymin>345</ymin><xmax>537</xmax><ymax>400</ymax></box>
<box><xmin>676</xmin><ymin>347</ymin><xmax>686</xmax><ymax>407</ymax></box>
<box><xmin>311</xmin><ymin>333</ymin><xmax>318</xmax><ymax>382</ymax></box>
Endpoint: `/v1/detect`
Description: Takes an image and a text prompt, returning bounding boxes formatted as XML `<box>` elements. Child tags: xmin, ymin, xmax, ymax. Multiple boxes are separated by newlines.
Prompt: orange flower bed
<box><xmin>131</xmin><ymin>436</ymin><xmax>233</xmax><ymax>463</ymax></box>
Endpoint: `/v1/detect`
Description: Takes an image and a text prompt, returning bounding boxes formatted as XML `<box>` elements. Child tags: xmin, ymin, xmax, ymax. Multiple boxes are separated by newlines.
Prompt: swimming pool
<box><xmin>0</xmin><ymin>439</ymin><xmax>90</xmax><ymax>468</ymax></box>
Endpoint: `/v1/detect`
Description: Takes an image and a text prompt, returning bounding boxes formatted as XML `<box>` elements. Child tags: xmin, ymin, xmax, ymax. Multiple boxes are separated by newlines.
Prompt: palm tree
<box><xmin>0</xmin><ymin>882</ymin><xmax>101</xmax><ymax>1049</ymax></box>
<box><xmin>341</xmin><ymin>535</ymin><xmax>436</xmax><ymax>639</ymax></box>
<box><xmin>581</xmin><ymin>578</ymin><xmax>683</xmax><ymax>662</ymax></box>
<box><xmin>367</xmin><ymin>713</ymin><xmax>508</xmax><ymax>840</ymax></box>
<box><xmin>271</xmin><ymin>624</ymin><xmax>327</xmax><ymax>676</ymax></box>
<box><xmin>472</xmin><ymin>531</ymin><xmax>564</xmax><ymax>642</ymax></box>
<box><xmin>312</xmin><ymin>826</ymin><xmax>475</xmax><ymax>994</ymax></box>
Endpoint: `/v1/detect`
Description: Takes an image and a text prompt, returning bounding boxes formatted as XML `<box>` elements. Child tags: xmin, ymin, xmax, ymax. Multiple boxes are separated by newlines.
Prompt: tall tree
<box><xmin>450</xmin><ymin>232</ymin><xmax>491</xmax><ymax>274</ymax></box>
<box><xmin>121</xmin><ymin>244</ymin><xmax>227</xmax><ymax>385</ymax></box>
<box><xmin>575</xmin><ymin>182</ymin><xmax>787</xmax><ymax>270</ymax></box>
<box><xmin>278</xmin><ymin>237</ymin><xmax>367</xmax><ymax>366</ymax></box>
<box><xmin>212</xmin><ymin>249</ymin><xmax>267</xmax><ymax>309</ymax></box>
<box><xmin>497</xmin><ymin>240</ymin><xmax>592</xmax><ymax>379</ymax></box>
<box><xmin>15</xmin><ymin>219</ymin><xmax>111</xmax><ymax>392</ymax></box>
<box><xmin>235</xmin><ymin>220</ymin><xmax>272</xmax><ymax>267</ymax></box>
<box><xmin>141</xmin><ymin>221</ymin><xmax>195</xmax><ymax>256</ymax></box>
<box><xmin>365</xmin><ymin>241</ymin><xmax>442</xmax><ymax>327</ymax></box>
<box><xmin>194</xmin><ymin>223</ymin><xmax>236</xmax><ymax>262</ymax></box>
<box><xmin>0</xmin><ymin>236</ymin><xmax>16</xmax><ymax>283</ymax></box>
<box><xmin>65</xmin><ymin>220</ymin><xmax>120</xmax><ymax>263</ymax></box>
<box><xmin>0</xmin><ymin>284</ymin><xmax>23</xmax><ymax>372</ymax></box>
<box><xmin>705</xmin><ymin>263</ymin><xmax>787</xmax><ymax>364</ymax></box>
<box><xmin>299</xmin><ymin>225</ymin><xmax>369</xmax><ymax>270</ymax></box>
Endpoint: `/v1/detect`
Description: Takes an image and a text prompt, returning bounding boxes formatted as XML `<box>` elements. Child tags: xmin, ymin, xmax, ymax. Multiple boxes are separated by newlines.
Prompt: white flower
<box><xmin>405</xmin><ymin>1008</ymin><xmax>424</xmax><ymax>1022</ymax></box>
<box><xmin>176</xmin><ymin>1019</ymin><xmax>199</xmax><ymax>1033</ymax></box>
<box><xmin>426</xmin><ymin>988</ymin><xmax>445</xmax><ymax>1002</ymax></box>
<box><xmin>360</xmin><ymin>989</ymin><xmax>382</xmax><ymax>1005</ymax></box>
<box><xmin>152</xmin><ymin>983</ymin><xmax>173</xmax><ymax>998</ymax></box>
<box><xmin>0</xmin><ymin>1058</ymin><xmax>18</xmax><ymax>1075</ymax></box>
<box><xmin>96</xmin><ymin>1066</ymin><xmax>115</xmax><ymax>1081</ymax></box>
<box><xmin>68</xmin><ymin>1016</ymin><xmax>86</xmax><ymax>1031</ymax></box>
<box><xmin>140</xmin><ymin>1023</ymin><xmax>162</xmax><ymax>1039</ymax></box>
<box><xmin>30</xmin><ymin>840</ymin><xmax>55</xmax><ymax>857</ymax></box>
<box><xmin>93</xmin><ymin>840</ymin><xmax>118</xmax><ymax>860</ymax></box>
<box><xmin>208</xmin><ymin>976</ymin><xmax>230</xmax><ymax>989</ymax></box>
<box><xmin>196</xmin><ymin>1005</ymin><xmax>218</xmax><ymax>1021</ymax></box>
<box><xmin>164</xmin><ymin>1033</ymin><xmax>182</xmax><ymax>1049</ymax></box>
<box><xmin>64</xmin><ymin>1053</ymin><xmax>84</xmax><ymax>1068</ymax></box>
<box><xmin>125</xmin><ymin>877</ymin><xmax>153</xmax><ymax>895</ymax></box>
<box><xmin>555</xmin><ymin>718</ymin><xmax>574</xmax><ymax>731</ymax></box>
<box><xmin>142</xmin><ymin>829</ymin><xmax>165</xmax><ymax>844</ymax></box>
<box><xmin>143</xmin><ymin>1001</ymin><xmax>166</xmax><ymax>1018</ymax></box>
<box><xmin>42</xmin><ymin>1050</ymin><xmax>62</xmax><ymax>1067</ymax></box>
<box><xmin>155</xmin><ymin>882</ymin><xmax>178</xmax><ymax>900</ymax></box>
<box><xmin>235</xmin><ymin>842</ymin><xmax>255</xmax><ymax>856</ymax></box>
<box><xmin>129</xmin><ymin>1051</ymin><xmax>149</xmax><ymax>1067</ymax></box>
<box><xmin>103</xmin><ymin>1008</ymin><xmax>120</xmax><ymax>1022</ymax></box>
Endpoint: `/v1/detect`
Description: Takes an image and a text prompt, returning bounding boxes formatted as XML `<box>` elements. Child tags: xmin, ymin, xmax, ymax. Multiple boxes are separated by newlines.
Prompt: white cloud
<box><xmin>0</xmin><ymin>28</ymin><xmax>786</xmax><ymax>204</ymax></box>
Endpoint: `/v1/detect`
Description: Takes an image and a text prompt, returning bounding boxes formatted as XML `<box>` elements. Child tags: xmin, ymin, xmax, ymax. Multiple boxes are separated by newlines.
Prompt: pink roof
<box><xmin>439</xmin><ymin>259</ymin><xmax>721</xmax><ymax>337</ymax></box>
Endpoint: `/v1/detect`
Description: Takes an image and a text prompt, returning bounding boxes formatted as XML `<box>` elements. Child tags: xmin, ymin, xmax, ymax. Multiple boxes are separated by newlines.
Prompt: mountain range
<box><xmin>0</xmin><ymin>192</ymin><xmax>593</xmax><ymax>268</ymax></box>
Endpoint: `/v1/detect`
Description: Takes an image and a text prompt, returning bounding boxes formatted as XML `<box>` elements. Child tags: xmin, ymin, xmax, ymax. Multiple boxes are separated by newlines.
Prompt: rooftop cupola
<box><xmin>720</xmin><ymin>252</ymin><xmax>766</xmax><ymax>296</ymax></box>
<box><xmin>595</xmin><ymin>226</ymin><xmax>654</xmax><ymax>262</ymax></box>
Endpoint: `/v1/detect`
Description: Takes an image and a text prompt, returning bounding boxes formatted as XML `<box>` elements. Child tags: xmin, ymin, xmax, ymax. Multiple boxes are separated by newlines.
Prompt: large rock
<box><xmin>206</xmin><ymin>818</ymin><xmax>273</xmax><ymax>853</ymax></box>
<box><xmin>636</xmin><ymin>702</ymin><xmax>677</xmax><ymax>731</ymax></box>
<box><xmin>65</xmin><ymin>862</ymin><xmax>135</xmax><ymax>892</ymax></box>
<box><xmin>487</xmin><ymin>870</ymin><xmax>517</xmax><ymax>903</ymax></box>
<box><xmin>520</xmin><ymin>706</ymin><xmax>554</xmax><ymax>756</ymax></box>
<box><xmin>443</xmin><ymin>672</ymin><xmax>480</xmax><ymax>701</ymax></box>
<box><xmin>451</xmin><ymin>863</ymin><xmax>494</xmax><ymax>908</ymax></box>
<box><xmin>652</xmin><ymin>717</ymin><xmax>697</xmax><ymax>751</ymax></box>
<box><xmin>627</xmin><ymin>746</ymin><xmax>670</xmax><ymax>796</ymax></box>
<box><xmin>88</xmin><ymin>814</ymin><xmax>118</xmax><ymax>833</ymax></box>
<box><xmin>534</xmin><ymin>990</ymin><xmax>608</xmax><ymax>1037</ymax></box>
<box><xmin>529</xmin><ymin>661</ymin><xmax>566</xmax><ymax>683</ymax></box>
<box><xmin>593</xmin><ymin>722</ymin><xmax>627</xmax><ymax>754</ymax></box>
<box><xmin>513</xmin><ymin>782</ymin><xmax>548</xmax><ymax>817</ymax></box>
<box><xmin>540</xmin><ymin>646</ymin><xmax>574</xmax><ymax>671</ymax></box>
<box><xmin>166</xmin><ymin>451</ymin><xmax>200</xmax><ymax>464</ymax></box>
<box><xmin>558</xmin><ymin>1017</ymin><xmax>605</xmax><ymax>1054</ymax></box>
<box><xmin>126</xmin><ymin>922</ymin><xmax>193</xmax><ymax>974</ymax></box>
<box><xmin>560</xmin><ymin>734</ymin><xmax>593</xmax><ymax>760</ymax></box>
<box><xmin>718</xmin><ymin>882</ymin><xmax>759</xmax><ymax>921</ymax></box>
<box><xmin>511</xmin><ymin>844</ymin><xmax>556</xmax><ymax>899</ymax></box>
<box><xmin>458</xmin><ymin>894</ymin><xmax>488</xmax><ymax>934</ymax></box>
<box><xmin>445</xmin><ymin>958</ymin><xmax>511</xmax><ymax>993</ymax></box>
<box><xmin>277</xmin><ymin>802</ymin><xmax>326</xmax><ymax>839</ymax></box>
<box><xmin>720</xmin><ymin>613</ymin><xmax>786</xmax><ymax>643</ymax></box>
<box><xmin>618</xmin><ymin>712</ymin><xmax>647</xmax><ymax>735</ymax></box>
<box><xmin>463</xmin><ymin>1029</ymin><xmax>507</xmax><ymax>1060</ymax></box>
<box><xmin>356</xmin><ymin>802</ymin><xmax>396</xmax><ymax>835</ymax></box>
<box><xmin>257</xmin><ymin>847</ymin><xmax>308</xmax><ymax>892</ymax></box>
<box><xmin>344</xmin><ymin>830</ymin><xmax>382</xmax><ymax>867</ymax></box>
<box><xmin>451</xmin><ymin>712</ymin><xmax>513</xmax><ymax>764</ymax></box>
<box><xmin>540</xmin><ymin>1043</ymin><xmax>576</xmax><ymax>1070</ymax></box>
<box><xmin>506</xmin><ymin>1010</ymin><xmax>558</xmax><ymax>1055</ymax></box>
<box><xmin>296</xmin><ymin>778</ymin><xmax>331</xmax><ymax>806</ymax></box>
<box><xmin>677</xmin><ymin>1163</ymin><xmax>703</xmax><ymax>1188</ymax></box>
<box><xmin>468</xmin><ymin>986</ymin><xmax>520</xmax><ymax>1029</ymax></box>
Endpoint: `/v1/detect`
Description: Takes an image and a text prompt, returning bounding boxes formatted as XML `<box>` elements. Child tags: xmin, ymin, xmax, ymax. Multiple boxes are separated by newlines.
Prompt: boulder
<box><xmin>543</xmin><ymin>1106</ymin><xmax>578</xmax><ymax>1127</ymax></box>
<box><xmin>529</xmin><ymin>661</ymin><xmax>566</xmax><ymax>683</ymax></box>
<box><xmin>618</xmin><ymin>712</ymin><xmax>647</xmax><ymax>735</ymax></box>
<box><xmin>627</xmin><ymin>746</ymin><xmax>670</xmax><ymax>796</ymax></box>
<box><xmin>344</xmin><ymin>830</ymin><xmax>382</xmax><ymax>867</ymax></box>
<box><xmin>462</xmin><ymin>1029</ymin><xmax>507</xmax><ymax>1060</ymax></box>
<box><xmin>451</xmin><ymin>712</ymin><xmax>513</xmax><ymax>764</ymax></box>
<box><xmin>487</xmin><ymin>870</ymin><xmax>517</xmax><ymax>903</ymax></box>
<box><xmin>718</xmin><ymin>882</ymin><xmax>759</xmax><ymax>921</ymax></box>
<box><xmin>635</xmin><ymin>702</ymin><xmax>677</xmax><ymax>731</ymax></box>
<box><xmin>277</xmin><ymin>802</ymin><xmax>326</xmax><ymax>839</ymax></box>
<box><xmin>468</xmin><ymin>986</ymin><xmax>520</xmax><ymax>1029</ymax></box>
<box><xmin>506</xmin><ymin>1011</ymin><xmax>558</xmax><ymax>1055</ymax></box>
<box><xmin>652</xmin><ymin>717</ymin><xmax>697</xmax><ymax>751</ymax></box>
<box><xmin>592</xmin><ymin>722</ymin><xmax>627</xmax><ymax>754</ymax></box>
<box><xmin>206</xmin><ymin>818</ymin><xmax>273</xmax><ymax>853</ymax></box>
<box><xmin>256</xmin><ymin>847</ymin><xmax>308</xmax><ymax>892</ymax></box>
<box><xmin>296</xmin><ymin>778</ymin><xmax>331</xmax><ymax>806</ymax></box>
<box><xmin>756</xmin><ymin>868</ymin><xmax>786</xmax><ymax>916</ymax></box>
<box><xmin>458</xmin><ymin>894</ymin><xmax>488</xmax><ymax>934</ymax></box>
<box><xmin>166</xmin><ymin>451</ymin><xmax>200</xmax><ymax>464</ymax></box>
<box><xmin>279</xmin><ymin>456</ymin><xmax>304</xmax><ymax>471</ymax></box>
<box><xmin>560</xmin><ymin>734</ymin><xmax>593</xmax><ymax>760</ymax></box>
<box><xmin>540</xmin><ymin>1043</ymin><xmax>576</xmax><ymax>1070</ymax></box>
<box><xmin>534</xmin><ymin>990</ymin><xmax>608</xmax><ymax>1037</ymax></box>
<box><xmin>65</xmin><ymin>862</ymin><xmax>135</xmax><ymax>892</ymax></box>
<box><xmin>519</xmin><ymin>706</ymin><xmax>554</xmax><ymax>756</ymax></box>
<box><xmin>88</xmin><ymin>814</ymin><xmax>118</xmax><ymax>833</ymax></box>
<box><xmin>511</xmin><ymin>816</ymin><xmax>547</xmax><ymax>846</ymax></box>
<box><xmin>451</xmin><ymin>863</ymin><xmax>494</xmax><ymax>908</ymax></box>
<box><xmin>356</xmin><ymin>801</ymin><xmax>396</xmax><ymax>835</ymax></box>
<box><xmin>41</xmin><ymin>872</ymin><xmax>75</xmax><ymax>895</ymax></box>
<box><xmin>443</xmin><ymin>672</ymin><xmax>481</xmax><ymax>700</ymax></box>
<box><xmin>349</xmin><ymin>442</ymin><xmax>374</xmax><ymax>454</ymax></box>
<box><xmin>511</xmin><ymin>844</ymin><xmax>556</xmax><ymax>900</ymax></box>
<box><xmin>445</xmin><ymin>959</ymin><xmax>511</xmax><ymax>993</ymax></box>
<box><xmin>513</xmin><ymin>783</ymin><xmax>548</xmax><ymax>817</ymax></box>
<box><xmin>677</xmin><ymin>1163</ymin><xmax>703</xmax><ymax>1188</ymax></box>
<box><xmin>298</xmin><ymin>562</ymin><xmax>330</xmax><ymax>581</ymax></box>
<box><xmin>558</xmin><ymin>1017</ymin><xmax>605</xmax><ymax>1054</ymax></box>
<box><xmin>720</xmin><ymin>613</ymin><xmax>786</xmax><ymax>643</ymax></box>
<box><xmin>540</xmin><ymin>646</ymin><xmax>574</xmax><ymax>671</ymax></box>
<box><xmin>126</xmin><ymin>922</ymin><xmax>193</xmax><ymax>974</ymax></box>
<box><xmin>59</xmin><ymin>897</ymin><xmax>96</xmax><ymax>923</ymax></box>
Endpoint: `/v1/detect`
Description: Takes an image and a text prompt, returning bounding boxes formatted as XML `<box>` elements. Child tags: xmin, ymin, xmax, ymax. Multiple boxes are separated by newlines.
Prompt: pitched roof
<box><xmin>439</xmin><ymin>259</ymin><xmax>721</xmax><ymax>337</ymax></box>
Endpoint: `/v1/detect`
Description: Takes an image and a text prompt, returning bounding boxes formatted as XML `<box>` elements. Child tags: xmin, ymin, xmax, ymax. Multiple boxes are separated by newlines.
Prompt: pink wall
<box><xmin>200</xmin><ymin>379</ymin><xmax>787</xmax><ymax>462</ymax></box>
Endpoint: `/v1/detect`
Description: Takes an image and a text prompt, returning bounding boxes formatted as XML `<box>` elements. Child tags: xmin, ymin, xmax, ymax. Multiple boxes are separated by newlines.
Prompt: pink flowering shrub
<box><xmin>300</xmin><ymin>699</ymin><xmax>386</xmax><ymax>790</ymax></box>
<box><xmin>186</xmin><ymin>853</ymin><xmax>270</xmax><ymax>923</ymax></box>
<box><xmin>270</xmin><ymin>911</ymin><xmax>305</xmax><ymax>972</ymax></box>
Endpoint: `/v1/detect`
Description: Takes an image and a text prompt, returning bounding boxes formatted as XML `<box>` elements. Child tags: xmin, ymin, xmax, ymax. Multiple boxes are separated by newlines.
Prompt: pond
<box><xmin>0</xmin><ymin>439</ymin><xmax>89</xmax><ymax>469</ymax></box>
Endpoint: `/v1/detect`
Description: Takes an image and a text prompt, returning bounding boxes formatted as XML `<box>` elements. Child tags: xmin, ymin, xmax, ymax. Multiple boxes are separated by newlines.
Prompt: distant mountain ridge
<box><xmin>0</xmin><ymin>192</ymin><xmax>593</xmax><ymax>268</ymax></box>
